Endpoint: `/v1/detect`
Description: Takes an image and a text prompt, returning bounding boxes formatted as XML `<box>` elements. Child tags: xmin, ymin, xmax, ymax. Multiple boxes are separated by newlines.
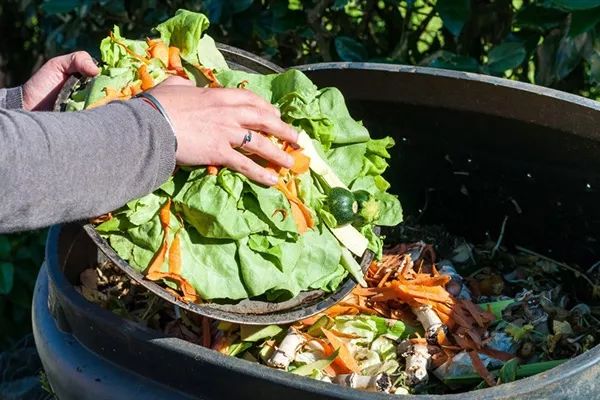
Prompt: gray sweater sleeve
<box><xmin>0</xmin><ymin>87</ymin><xmax>24</xmax><ymax>109</ymax></box>
<box><xmin>0</xmin><ymin>96</ymin><xmax>176</xmax><ymax>233</ymax></box>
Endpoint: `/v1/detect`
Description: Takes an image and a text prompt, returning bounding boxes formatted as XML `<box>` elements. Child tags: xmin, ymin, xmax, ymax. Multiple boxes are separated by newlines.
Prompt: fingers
<box><xmin>222</xmin><ymin>106</ymin><xmax>299</xmax><ymax>143</ymax></box>
<box><xmin>209</xmin><ymin>88</ymin><xmax>280</xmax><ymax>114</ymax></box>
<box><xmin>60</xmin><ymin>51</ymin><xmax>100</xmax><ymax>77</ymax></box>
<box><xmin>159</xmin><ymin>76</ymin><xmax>195</xmax><ymax>87</ymax></box>
<box><xmin>222</xmin><ymin>150</ymin><xmax>279</xmax><ymax>186</ymax></box>
<box><xmin>231</xmin><ymin>130</ymin><xmax>294</xmax><ymax>169</ymax></box>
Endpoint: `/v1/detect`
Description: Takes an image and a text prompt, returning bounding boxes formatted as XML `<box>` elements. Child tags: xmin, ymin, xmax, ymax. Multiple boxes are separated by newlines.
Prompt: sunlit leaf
<box><xmin>487</xmin><ymin>42</ymin><xmax>527</xmax><ymax>74</ymax></box>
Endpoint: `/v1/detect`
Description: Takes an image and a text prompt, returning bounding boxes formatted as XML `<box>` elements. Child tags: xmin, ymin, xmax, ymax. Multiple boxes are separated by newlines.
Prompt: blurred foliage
<box><xmin>3</xmin><ymin>0</ymin><xmax>600</xmax><ymax>347</ymax></box>
<box><xmin>2</xmin><ymin>0</ymin><xmax>600</xmax><ymax>98</ymax></box>
<box><xmin>0</xmin><ymin>232</ymin><xmax>46</xmax><ymax>350</ymax></box>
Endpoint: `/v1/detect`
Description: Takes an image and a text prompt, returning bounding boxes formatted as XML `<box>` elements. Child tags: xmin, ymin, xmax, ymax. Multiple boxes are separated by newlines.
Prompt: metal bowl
<box><xmin>54</xmin><ymin>44</ymin><xmax>375</xmax><ymax>324</ymax></box>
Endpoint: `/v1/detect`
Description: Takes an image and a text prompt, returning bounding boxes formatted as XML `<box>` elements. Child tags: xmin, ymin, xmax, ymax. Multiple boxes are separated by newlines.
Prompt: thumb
<box><xmin>63</xmin><ymin>51</ymin><xmax>100</xmax><ymax>77</ymax></box>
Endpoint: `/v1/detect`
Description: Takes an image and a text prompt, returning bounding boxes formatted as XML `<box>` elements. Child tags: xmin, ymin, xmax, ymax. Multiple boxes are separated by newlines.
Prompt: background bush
<box><xmin>2</xmin><ymin>0</ymin><xmax>600</xmax><ymax>349</ymax></box>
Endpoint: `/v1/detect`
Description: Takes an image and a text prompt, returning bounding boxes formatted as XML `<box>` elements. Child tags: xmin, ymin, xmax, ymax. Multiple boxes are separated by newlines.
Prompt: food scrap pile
<box><xmin>78</xmin><ymin>229</ymin><xmax>600</xmax><ymax>395</ymax></box>
<box><xmin>69</xmin><ymin>9</ymin><xmax>402</xmax><ymax>304</ymax></box>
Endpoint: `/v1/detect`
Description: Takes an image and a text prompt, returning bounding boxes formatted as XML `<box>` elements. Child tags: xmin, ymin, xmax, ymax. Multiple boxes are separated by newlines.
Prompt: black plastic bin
<box><xmin>33</xmin><ymin>51</ymin><xmax>600</xmax><ymax>400</ymax></box>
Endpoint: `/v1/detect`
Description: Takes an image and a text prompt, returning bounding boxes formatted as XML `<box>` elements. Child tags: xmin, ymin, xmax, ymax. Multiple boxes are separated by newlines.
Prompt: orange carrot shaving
<box><xmin>468</xmin><ymin>351</ymin><xmax>496</xmax><ymax>387</ymax></box>
<box><xmin>207</xmin><ymin>166</ymin><xmax>219</xmax><ymax>175</ymax></box>
<box><xmin>87</xmin><ymin>87</ymin><xmax>129</xmax><ymax>109</ymax></box>
<box><xmin>144</xmin><ymin>199</ymin><xmax>199</xmax><ymax>303</ymax></box>
<box><xmin>287</xmin><ymin>178</ymin><xmax>298</xmax><ymax>197</ymax></box>
<box><xmin>289</xmin><ymin>202</ymin><xmax>308</xmax><ymax>234</ymax></box>
<box><xmin>138</xmin><ymin>64</ymin><xmax>154</xmax><ymax>90</ymax></box>
<box><xmin>167</xmin><ymin>46</ymin><xmax>184</xmax><ymax>71</ymax></box>
<box><xmin>321</xmin><ymin>328</ymin><xmax>361</xmax><ymax>374</ymax></box>
<box><xmin>168</xmin><ymin>230</ymin><xmax>182</xmax><ymax>275</ymax></box>
<box><xmin>377</xmin><ymin>269</ymin><xmax>394</xmax><ymax>288</ymax></box>
<box><xmin>146</xmin><ymin>239</ymin><xmax>168</xmax><ymax>278</ymax></box>
<box><xmin>193</xmin><ymin>64</ymin><xmax>222</xmax><ymax>88</ymax></box>
<box><xmin>275</xmin><ymin>180</ymin><xmax>314</xmax><ymax>229</ymax></box>
<box><xmin>286</xmin><ymin>148</ymin><xmax>310</xmax><ymax>174</ymax></box>
<box><xmin>147</xmin><ymin>39</ymin><xmax>169</xmax><ymax>66</ymax></box>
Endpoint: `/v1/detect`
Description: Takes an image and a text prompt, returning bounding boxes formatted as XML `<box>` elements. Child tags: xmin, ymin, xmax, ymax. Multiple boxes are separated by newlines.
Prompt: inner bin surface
<box><xmin>349</xmin><ymin>100</ymin><xmax>600</xmax><ymax>267</ymax></box>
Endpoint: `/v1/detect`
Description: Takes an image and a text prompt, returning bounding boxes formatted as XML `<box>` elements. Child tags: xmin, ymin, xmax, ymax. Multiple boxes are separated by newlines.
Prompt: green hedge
<box><xmin>2</xmin><ymin>0</ymin><xmax>600</xmax><ymax>348</ymax></box>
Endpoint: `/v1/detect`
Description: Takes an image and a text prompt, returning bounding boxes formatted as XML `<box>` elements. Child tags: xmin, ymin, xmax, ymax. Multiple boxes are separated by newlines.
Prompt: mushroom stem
<box><xmin>267</xmin><ymin>327</ymin><xmax>306</xmax><ymax>369</ymax></box>
<box><xmin>398</xmin><ymin>340</ymin><xmax>431</xmax><ymax>386</ymax></box>
<box><xmin>333</xmin><ymin>373</ymin><xmax>392</xmax><ymax>392</ymax></box>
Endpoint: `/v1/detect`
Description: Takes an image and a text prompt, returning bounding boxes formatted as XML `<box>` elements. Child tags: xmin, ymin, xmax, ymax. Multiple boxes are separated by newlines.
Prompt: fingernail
<box><xmin>267</xmin><ymin>174</ymin><xmax>279</xmax><ymax>185</ymax></box>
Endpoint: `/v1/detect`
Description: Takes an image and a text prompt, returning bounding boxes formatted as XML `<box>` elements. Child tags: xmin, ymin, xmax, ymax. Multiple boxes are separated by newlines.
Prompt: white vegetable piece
<box><xmin>398</xmin><ymin>340</ymin><xmax>431</xmax><ymax>386</ymax></box>
<box><xmin>333</xmin><ymin>373</ymin><xmax>392</xmax><ymax>393</ymax></box>
<box><xmin>267</xmin><ymin>327</ymin><xmax>306</xmax><ymax>369</ymax></box>
<box><xmin>411</xmin><ymin>304</ymin><xmax>444</xmax><ymax>342</ymax></box>
<box><xmin>297</xmin><ymin>130</ymin><xmax>369</xmax><ymax>257</ymax></box>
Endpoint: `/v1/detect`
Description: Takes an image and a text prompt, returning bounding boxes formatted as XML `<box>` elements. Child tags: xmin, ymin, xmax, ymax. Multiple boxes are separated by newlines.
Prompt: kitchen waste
<box><xmin>67</xmin><ymin>9</ymin><xmax>402</xmax><ymax>303</ymax></box>
<box><xmin>77</xmin><ymin>223</ymin><xmax>599</xmax><ymax>394</ymax></box>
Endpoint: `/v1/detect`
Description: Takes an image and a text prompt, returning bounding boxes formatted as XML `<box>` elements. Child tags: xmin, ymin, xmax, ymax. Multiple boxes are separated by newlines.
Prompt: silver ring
<box><xmin>240</xmin><ymin>130</ymin><xmax>253</xmax><ymax>147</ymax></box>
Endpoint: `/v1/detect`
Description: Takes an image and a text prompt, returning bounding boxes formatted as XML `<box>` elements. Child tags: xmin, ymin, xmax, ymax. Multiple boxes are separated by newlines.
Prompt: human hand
<box><xmin>23</xmin><ymin>51</ymin><xmax>100</xmax><ymax>111</ymax></box>
<box><xmin>148</xmin><ymin>78</ymin><xmax>299</xmax><ymax>186</ymax></box>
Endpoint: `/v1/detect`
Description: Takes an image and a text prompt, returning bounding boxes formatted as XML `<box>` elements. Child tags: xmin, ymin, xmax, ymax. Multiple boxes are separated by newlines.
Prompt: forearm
<box><xmin>0</xmin><ymin>87</ymin><xmax>24</xmax><ymax>109</ymax></box>
<box><xmin>0</xmin><ymin>99</ymin><xmax>176</xmax><ymax>233</ymax></box>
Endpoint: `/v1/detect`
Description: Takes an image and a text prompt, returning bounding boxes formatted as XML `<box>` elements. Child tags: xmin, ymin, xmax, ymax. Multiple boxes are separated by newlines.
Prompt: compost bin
<box><xmin>33</xmin><ymin>47</ymin><xmax>600</xmax><ymax>400</ymax></box>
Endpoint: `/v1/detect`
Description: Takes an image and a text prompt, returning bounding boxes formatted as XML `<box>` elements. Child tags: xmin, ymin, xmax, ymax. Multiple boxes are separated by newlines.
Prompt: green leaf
<box><xmin>240</xmin><ymin>324</ymin><xmax>284</xmax><ymax>342</ymax></box>
<box><xmin>535</xmin><ymin>30</ymin><xmax>562</xmax><ymax>86</ymax></box>
<box><xmin>569</xmin><ymin>7</ymin><xmax>600</xmax><ymax>36</ymax></box>
<box><xmin>437</xmin><ymin>0</ymin><xmax>471</xmax><ymax>37</ymax></box>
<box><xmin>292</xmin><ymin>350</ymin><xmax>339</xmax><ymax>376</ymax></box>
<box><xmin>515</xmin><ymin>5</ymin><xmax>567</xmax><ymax>30</ymax></box>
<box><xmin>556</xmin><ymin>32</ymin><xmax>591</xmax><ymax>79</ymax></box>
<box><xmin>197</xmin><ymin>35</ymin><xmax>229</xmax><ymax>70</ymax></box>
<box><xmin>545</xmin><ymin>0</ymin><xmax>600</xmax><ymax>10</ymax></box>
<box><xmin>41</xmin><ymin>0</ymin><xmax>81</xmax><ymax>15</ymax></box>
<box><xmin>155</xmin><ymin>9</ymin><xmax>210</xmax><ymax>58</ymax></box>
<box><xmin>334</xmin><ymin>36</ymin><xmax>368</xmax><ymax>61</ymax></box>
<box><xmin>498</xmin><ymin>358</ymin><xmax>519</xmax><ymax>383</ymax></box>
<box><xmin>478</xmin><ymin>299</ymin><xmax>514</xmax><ymax>320</ymax></box>
<box><xmin>231</xmin><ymin>0</ymin><xmax>254</xmax><ymax>13</ymax></box>
<box><xmin>487</xmin><ymin>42</ymin><xmax>527</xmax><ymax>74</ymax></box>
<box><xmin>340</xmin><ymin>247</ymin><xmax>367</xmax><ymax>286</ymax></box>
<box><xmin>426</xmin><ymin>50</ymin><xmax>480</xmax><ymax>72</ymax></box>
<box><xmin>0</xmin><ymin>262</ymin><xmax>15</xmax><ymax>295</ymax></box>
<box><xmin>444</xmin><ymin>359</ymin><xmax>567</xmax><ymax>386</ymax></box>
<box><xmin>586</xmin><ymin>50</ymin><xmax>600</xmax><ymax>83</ymax></box>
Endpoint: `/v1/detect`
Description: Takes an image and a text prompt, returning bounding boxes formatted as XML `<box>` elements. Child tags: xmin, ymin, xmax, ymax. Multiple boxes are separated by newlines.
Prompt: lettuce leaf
<box><xmin>156</xmin><ymin>9</ymin><xmax>228</xmax><ymax>70</ymax></box>
<box><xmin>74</xmin><ymin>10</ymin><xmax>404</xmax><ymax>302</ymax></box>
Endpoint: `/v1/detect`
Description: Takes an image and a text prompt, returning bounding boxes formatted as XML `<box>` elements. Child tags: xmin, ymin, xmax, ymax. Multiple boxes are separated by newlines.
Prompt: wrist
<box><xmin>135</xmin><ymin>92</ymin><xmax>177</xmax><ymax>152</ymax></box>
